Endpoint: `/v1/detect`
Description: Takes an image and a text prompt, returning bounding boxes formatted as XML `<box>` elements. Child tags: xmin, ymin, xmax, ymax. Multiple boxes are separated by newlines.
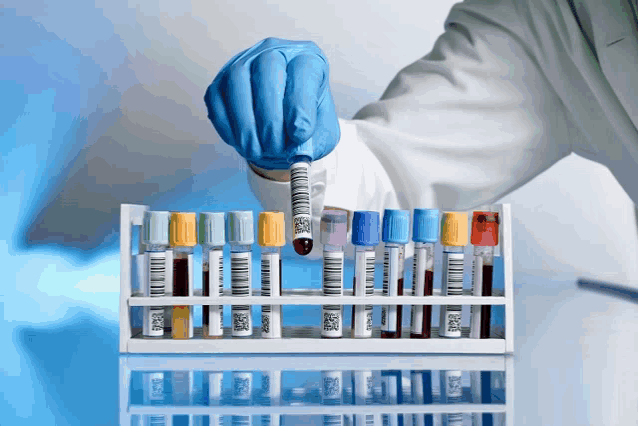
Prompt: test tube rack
<box><xmin>119</xmin><ymin>203</ymin><xmax>514</xmax><ymax>354</ymax></box>
<box><xmin>119</xmin><ymin>354</ymin><xmax>514</xmax><ymax>426</ymax></box>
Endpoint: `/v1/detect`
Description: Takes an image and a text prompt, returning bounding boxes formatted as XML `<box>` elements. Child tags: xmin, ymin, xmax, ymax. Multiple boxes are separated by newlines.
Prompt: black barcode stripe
<box><xmin>149</xmin><ymin>253</ymin><xmax>165</xmax><ymax>297</ymax></box>
<box><xmin>290</xmin><ymin>164</ymin><xmax>310</xmax><ymax>216</ymax></box>
<box><xmin>412</xmin><ymin>253</ymin><xmax>419</xmax><ymax>294</ymax></box>
<box><xmin>382</xmin><ymin>249</ymin><xmax>389</xmax><ymax>295</ymax></box>
<box><xmin>231</xmin><ymin>254</ymin><xmax>250</xmax><ymax>296</ymax></box>
<box><xmin>365</xmin><ymin>254</ymin><xmax>374</xmax><ymax>295</ymax></box>
<box><xmin>323</xmin><ymin>254</ymin><xmax>343</xmax><ymax>296</ymax></box>
<box><xmin>322</xmin><ymin>415</ymin><xmax>343</xmax><ymax>426</ymax></box>
<box><xmin>261</xmin><ymin>257</ymin><xmax>271</xmax><ymax>296</ymax></box>
<box><xmin>148</xmin><ymin>416</ymin><xmax>166</xmax><ymax>425</ymax></box>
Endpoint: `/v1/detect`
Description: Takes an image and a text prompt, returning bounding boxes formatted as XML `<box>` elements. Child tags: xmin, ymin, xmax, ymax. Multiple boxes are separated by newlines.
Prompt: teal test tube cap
<box><xmin>413</xmin><ymin>209</ymin><xmax>440</xmax><ymax>243</ymax></box>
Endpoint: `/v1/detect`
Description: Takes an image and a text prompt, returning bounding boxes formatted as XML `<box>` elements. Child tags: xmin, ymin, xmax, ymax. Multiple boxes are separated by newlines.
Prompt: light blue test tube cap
<box><xmin>382</xmin><ymin>209</ymin><xmax>410</xmax><ymax>244</ymax></box>
<box><xmin>351</xmin><ymin>211</ymin><xmax>380</xmax><ymax>246</ymax></box>
<box><xmin>199</xmin><ymin>212</ymin><xmax>225</xmax><ymax>246</ymax></box>
<box><xmin>413</xmin><ymin>208</ymin><xmax>440</xmax><ymax>243</ymax></box>
<box><xmin>142</xmin><ymin>211</ymin><xmax>170</xmax><ymax>246</ymax></box>
<box><xmin>226</xmin><ymin>211</ymin><xmax>254</xmax><ymax>245</ymax></box>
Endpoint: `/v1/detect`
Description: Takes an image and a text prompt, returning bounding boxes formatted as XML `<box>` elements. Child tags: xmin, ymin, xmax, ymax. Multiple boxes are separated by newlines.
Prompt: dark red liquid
<box><xmin>293</xmin><ymin>238</ymin><xmax>313</xmax><ymax>255</ymax></box>
<box><xmin>480</xmin><ymin>264</ymin><xmax>493</xmax><ymax>339</ymax></box>
<box><xmin>411</xmin><ymin>270</ymin><xmax>434</xmax><ymax>339</ymax></box>
<box><xmin>203</xmin><ymin>270</ymin><xmax>209</xmax><ymax>329</ymax></box>
<box><xmin>381</xmin><ymin>278</ymin><xmax>403</xmax><ymax>339</ymax></box>
<box><xmin>173</xmin><ymin>258</ymin><xmax>188</xmax><ymax>297</ymax></box>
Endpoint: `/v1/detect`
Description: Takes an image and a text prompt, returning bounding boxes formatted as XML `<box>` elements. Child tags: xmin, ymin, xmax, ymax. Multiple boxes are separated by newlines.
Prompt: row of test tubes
<box><xmin>137</xmin><ymin>207</ymin><xmax>499</xmax><ymax>341</ymax></box>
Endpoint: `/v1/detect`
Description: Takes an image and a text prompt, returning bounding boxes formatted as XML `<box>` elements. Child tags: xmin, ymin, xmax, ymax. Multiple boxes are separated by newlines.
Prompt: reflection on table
<box><xmin>120</xmin><ymin>355</ymin><xmax>513</xmax><ymax>426</ymax></box>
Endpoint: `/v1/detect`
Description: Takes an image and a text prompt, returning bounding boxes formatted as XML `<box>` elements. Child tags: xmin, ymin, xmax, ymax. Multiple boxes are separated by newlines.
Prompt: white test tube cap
<box><xmin>199</xmin><ymin>212</ymin><xmax>225</xmax><ymax>246</ymax></box>
<box><xmin>320</xmin><ymin>209</ymin><xmax>348</xmax><ymax>247</ymax></box>
<box><xmin>226</xmin><ymin>211</ymin><xmax>255</xmax><ymax>245</ymax></box>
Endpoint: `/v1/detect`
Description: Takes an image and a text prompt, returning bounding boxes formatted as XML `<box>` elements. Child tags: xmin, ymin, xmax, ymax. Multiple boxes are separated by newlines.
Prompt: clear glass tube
<box><xmin>439</xmin><ymin>246</ymin><xmax>465</xmax><ymax>338</ymax></box>
<box><xmin>381</xmin><ymin>242</ymin><xmax>405</xmax><ymax>338</ymax></box>
<box><xmin>290</xmin><ymin>157</ymin><xmax>313</xmax><ymax>256</ymax></box>
<box><xmin>143</xmin><ymin>244</ymin><xmax>169</xmax><ymax>338</ymax></box>
<box><xmin>203</xmin><ymin>245</ymin><xmax>224</xmax><ymax>339</ymax></box>
<box><xmin>410</xmin><ymin>242</ymin><xmax>435</xmax><ymax>339</ymax></box>
<box><xmin>172</xmin><ymin>246</ymin><xmax>194</xmax><ymax>340</ymax></box>
<box><xmin>352</xmin><ymin>245</ymin><xmax>375</xmax><ymax>338</ymax></box>
<box><xmin>322</xmin><ymin>243</ymin><xmax>345</xmax><ymax>338</ymax></box>
<box><xmin>470</xmin><ymin>245</ymin><xmax>495</xmax><ymax>339</ymax></box>
<box><xmin>231</xmin><ymin>244</ymin><xmax>253</xmax><ymax>338</ymax></box>
<box><xmin>261</xmin><ymin>246</ymin><xmax>282</xmax><ymax>339</ymax></box>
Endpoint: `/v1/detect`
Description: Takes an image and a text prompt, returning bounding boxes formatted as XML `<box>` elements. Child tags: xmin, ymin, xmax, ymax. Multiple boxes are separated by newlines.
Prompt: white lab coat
<box><xmin>248</xmin><ymin>0</ymin><xmax>638</xmax><ymax>261</ymax></box>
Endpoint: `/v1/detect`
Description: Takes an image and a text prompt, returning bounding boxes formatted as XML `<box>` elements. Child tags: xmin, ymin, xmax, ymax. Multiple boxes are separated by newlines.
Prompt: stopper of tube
<box><xmin>199</xmin><ymin>212</ymin><xmax>225</xmax><ymax>246</ymax></box>
<box><xmin>143</xmin><ymin>211</ymin><xmax>170</xmax><ymax>246</ymax></box>
<box><xmin>382</xmin><ymin>209</ymin><xmax>410</xmax><ymax>244</ymax></box>
<box><xmin>320</xmin><ymin>209</ymin><xmax>348</xmax><ymax>247</ymax></box>
<box><xmin>471</xmin><ymin>211</ymin><xmax>499</xmax><ymax>246</ymax></box>
<box><xmin>351</xmin><ymin>211</ymin><xmax>380</xmax><ymax>246</ymax></box>
<box><xmin>226</xmin><ymin>210</ymin><xmax>255</xmax><ymax>245</ymax></box>
<box><xmin>413</xmin><ymin>209</ymin><xmax>440</xmax><ymax>243</ymax></box>
<box><xmin>258</xmin><ymin>211</ymin><xmax>285</xmax><ymax>247</ymax></box>
<box><xmin>440</xmin><ymin>212</ymin><xmax>468</xmax><ymax>246</ymax></box>
<box><xmin>169</xmin><ymin>212</ymin><xmax>197</xmax><ymax>247</ymax></box>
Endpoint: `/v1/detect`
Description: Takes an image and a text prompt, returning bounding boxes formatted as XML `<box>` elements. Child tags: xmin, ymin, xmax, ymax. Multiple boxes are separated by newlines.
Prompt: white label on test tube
<box><xmin>231</xmin><ymin>251</ymin><xmax>253</xmax><ymax>337</ymax></box>
<box><xmin>261</xmin><ymin>252</ymin><xmax>281</xmax><ymax>338</ymax></box>
<box><xmin>188</xmin><ymin>253</ymin><xmax>194</xmax><ymax>338</ymax></box>
<box><xmin>353</xmin><ymin>370</ymin><xmax>373</xmax><ymax>403</ymax></box>
<box><xmin>209</xmin><ymin>372</ymin><xmax>223</xmax><ymax>402</ymax></box>
<box><xmin>469</xmin><ymin>256</ymin><xmax>484</xmax><ymax>339</ymax></box>
<box><xmin>440</xmin><ymin>252</ymin><xmax>464</xmax><ymax>338</ymax></box>
<box><xmin>143</xmin><ymin>372</ymin><xmax>164</xmax><ymax>403</ymax></box>
<box><xmin>322</xmin><ymin>251</ymin><xmax>344</xmax><ymax>338</ymax></box>
<box><xmin>354</xmin><ymin>251</ymin><xmax>375</xmax><ymax>338</ymax></box>
<box><xmin>381</xmin><ymin>247</ymin><xmax>400</xmax><ymax>332</ymax></box>
<box><xmin>208</xmin><ymin>249</ymin><xmax>224</xmax><ymax>337</ymax></box>
<box><xmin>144</xmin><ymin>252</ymin><xmax>166</xmax><ymax>337</ymax></box>
<box><xmin>470</xmin><ymin>371</ymin><xmax>482</xmax><ymax>426</ymax></box>
<box><xmin>232</xmin><ymin>372</ymin><xmax>253</xmax><ymax>401</ymax></box>
<box><xmin>290</xmin><ymin>162</ymin><xmax>312</xmax><ymax>239</ymax></box>
<box><xmin>410</xmin><ymin>247</ymin><xmax>430</xmax><ymax>335</ymax></box>
<box><xmin>322</xmin><ymin>370</ymin><xmax>343</xmax><ymax>401</ymax></box>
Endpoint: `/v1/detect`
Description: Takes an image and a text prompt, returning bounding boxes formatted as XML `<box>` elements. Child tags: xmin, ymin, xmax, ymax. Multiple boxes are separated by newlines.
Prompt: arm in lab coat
<box><xmin>247</xmin><ymin>0</ymin><xmax>578</xmax><ymax>257</ymax></box>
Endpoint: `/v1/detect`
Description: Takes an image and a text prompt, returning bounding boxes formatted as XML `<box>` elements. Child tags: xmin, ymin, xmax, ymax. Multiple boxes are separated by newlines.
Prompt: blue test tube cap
<box><xmin>382</xmin><ymin>209</ymin><xmax>410</xmax><ymax>244</ymax></box>
<box><xmin>351</xmin><ymin>211</ymin><xmax>380</xmax><ymax>246</ymax></box>
<box><xmin>413</xmin><ymin>208</ymin><xmax>440</xmax><ymax>243</ymax></box>
<box><xmin>143</xmin><ymin>211</ymin><xmax>170</xmax><ymax>246</ymax></box>
<box><xmin>199</xmin><ymin>212</ymin><xmax>226</xmax><ymax>246</ymax></box>
<box><xmin>226</xmin><ymin>210</ymin><xmax>255</xmax><ymax>245</ymax></box>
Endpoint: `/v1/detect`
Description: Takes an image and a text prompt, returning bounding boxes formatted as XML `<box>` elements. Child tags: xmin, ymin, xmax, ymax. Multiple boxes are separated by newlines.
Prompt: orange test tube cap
<box><xmin>170</xmin><ymin>212</ymin><xmax>197</xmax><ymax>247</ymax></box>
<box><xmin>440</xmin><ymin>212</ymin><xmax>468</xmax><ymax>246</ymax></box>
<box><xmin>471</xmin><ymin>211</ymin><xmax>499</xmax><ymax>246</ymax></box>
<box><xmin>258</xmin><ymin>211</ymin><xmax>285</xmax><ymax>247</ymax></box>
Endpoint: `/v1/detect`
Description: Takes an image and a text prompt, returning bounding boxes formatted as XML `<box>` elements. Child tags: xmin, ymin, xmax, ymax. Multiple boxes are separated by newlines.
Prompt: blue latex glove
<box><xmin>205</xmin><ymin>37</ymin><xmax>340</xmax><ymax>170</ymax></box>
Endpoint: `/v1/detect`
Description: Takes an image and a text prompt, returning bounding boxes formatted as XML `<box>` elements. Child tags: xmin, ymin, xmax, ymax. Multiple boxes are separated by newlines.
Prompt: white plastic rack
<box><xmin>119</xmin><ymin>354</ymin><xmax>514</xmax><ymax>426</ymax></box>
<box><xmin>119</xmin><ymin>203</ymin><xmax>514</xmax><ymax>354</ymax></box>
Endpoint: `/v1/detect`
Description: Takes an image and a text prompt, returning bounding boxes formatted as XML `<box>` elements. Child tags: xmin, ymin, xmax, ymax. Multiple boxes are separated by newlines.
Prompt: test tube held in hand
<box><xmin>259</xmin><ymin>212</ymin><xmax>285</xmax><ymax>339</ymax></box>
<box><xmin>410</xmin><ymin>209</ymin><xmax>439</xmax><ymax>339</ymax></box>
<box><xmin>381</xmin><ymin>209</ymin><xmax>410</xmax><ymax>339</ymax></box>
<box><xmin>469</xmin><ymin>211</ymin><xmax>499</xmax><ymax>339</ymax></box>
<box><xmin>227</xmin><ymin>211</ymin><xmax>255</xmax><ymax>338</ymax></box>
<box><xmin>439</xmin><ymin>212</ymin><xmax>468</xmax><ymax>338</ymax></box>
<box><xmin>289</xmin><ymin>138</ymin><xmax>314</xmax><ymax>255</ymax></box>
<box><xmin>351</xmin><ymin>211</ymin><xmax>380</xmax><ymax>339</ymax></box>
<box><xmin>169</xmin><ymin>212</ymin><xmax>197</xmax><ymax>339</ymax></box>
<box><xmin>320</xmin><ymin>210</ymin><xmax>348</xmax><ymax>338</ymax></box>
<box><xmin>142</xmin><ymin>211</ymin><xmax>170</xmax><ymax>338</ymax></box>
<box><xmin>199</xmin><ymin>212</ymin><xmax>225</xmax><ymax>339</ymax></box>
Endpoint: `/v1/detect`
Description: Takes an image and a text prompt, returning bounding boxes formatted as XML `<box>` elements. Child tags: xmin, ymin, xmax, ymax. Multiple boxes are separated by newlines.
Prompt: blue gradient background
<box><xmin>3</xmin><ymin>1</ymin><xmax>638</xmax><ymax>424</ymax></box>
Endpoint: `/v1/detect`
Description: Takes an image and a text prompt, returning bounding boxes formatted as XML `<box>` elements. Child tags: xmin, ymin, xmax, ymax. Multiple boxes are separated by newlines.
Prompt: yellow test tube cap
<box><xmin>259</xmin><ymin>211</ymin><xmax>285</xmax><ymax>247</ymax></box>
<box><xmin>440</xmin><ymin>212</ymin><xmax>468</xmax><ymax>246</ymax></box>
<box><xmin>170</xmin><ymin>212</ymin><xmax>197</xmax><ymax>247</ymax></box>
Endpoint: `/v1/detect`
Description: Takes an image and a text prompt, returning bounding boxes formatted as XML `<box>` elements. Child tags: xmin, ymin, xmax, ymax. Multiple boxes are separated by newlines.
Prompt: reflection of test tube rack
<box><xmin>120</xmin><ymin>203</ymin><xmax>513</xmax><ymax>355</ymax></box>
<box><xmin>120</xmin><ymin>355</ymin><xmax>514</xmax><ymax>426</ymax></box>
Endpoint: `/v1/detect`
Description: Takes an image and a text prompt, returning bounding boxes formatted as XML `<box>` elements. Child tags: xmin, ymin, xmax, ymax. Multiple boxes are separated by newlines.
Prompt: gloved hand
<box><xmin>205</xmin><ymin>37</ymin><xmax>340</xmax><ymax>170</ymax></box>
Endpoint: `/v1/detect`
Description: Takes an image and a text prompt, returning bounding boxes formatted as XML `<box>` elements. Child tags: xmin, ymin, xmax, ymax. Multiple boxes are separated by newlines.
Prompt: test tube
<box><xmin>142</xmin><ymin>371</ymin><xmax>166</xmax><ymax>426</ymax></box>
<box><xmin>322</xmin><ymin>370</ymin><xmax>344</xmax><ymax>426</ymax></box>
<box><xmin>142</xmin><ymin>211</ymin><xmax>170</xmax><ymax>338</ymax></box>
<box><xmin>469</xmin><ymin>211</ymin><xmax>499</xmax><ymax>339</ymax></box>
<box><xmin>352</xmin><ymin>370</ymin><xmax>374</xmax><ymax>426</ymax></box>
<box><xmin>261</xmin><ymin>369</ymin><xmax>282</xmax><ymax>426</ymax></box>
<box><xmin>200</xmin><ymin>212</ymin><xmax>225</xmax><ymax>339</ymax></box>
<box><xmin>410</xmin><ymin>209</ymin><xmax>439</xmax><ymax>339</ymax></box>
<box><xmin>259</xmin><ymin>212</ymin><xmax>285</xmax><ymax>339</ymax></box>
<box><xmin>440</xmin><ymin>370</ymin><xmax>464</xmax><ymax>426</ymax></box>
<box><xmin>320</xmin><ymin>210</ymin><xmax>348</xmax><ymax>339</ymax></box>
<box><xmin>232</xmin><ymin>371</ymin><xmax>253</xmax><ymax>426</ymax></box>
<box><xmin>410</xmin><ymin>370</ymin><xmax>434</xmax><ymax>426</ymax></box>
<box><xmin>470</xmin><ymin>370</ymin><xmax>492</xmax><ymax>426</ymax></box>
<box><xmin>351</xmin><ymin>211</ymin><xmax>380</xmax><ymax>339</ymax></box>
<box><xmin>438</xmin><ymin>212</ymin><xmax>468</xmax><ymax>339</ymax></box>
<box><xmin>381</xmin><ymin>370</ymin><xmax>402</xmax><ymax>426</ymax></box>
<box><xmin>289</xmin><ymin>137</ymin><xmax>314</xmax><ymax>256</ymax></box>
<box><xmin>381</xmin><ymin>209</ymin><xmax>409</xmax><ymax>339</ymax></box>
<box><xmin>227</xmin><ymin>211</ymin><xmax>255</xmax><ymax>338</ymax></box>
<box><xmin>208</xmin><ymin>371</ymin><xmax>223</xmax><ymax>426</ymax></box>
<box><xmin>170</xmin><ymin>212</ymin><xmax>197</xmax><ymax>339</ymax></box>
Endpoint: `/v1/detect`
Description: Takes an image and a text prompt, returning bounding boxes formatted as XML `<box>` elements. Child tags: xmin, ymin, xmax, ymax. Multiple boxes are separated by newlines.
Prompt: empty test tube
<box><xmin>351</xmin><ymin>211</ymin><xmax>380</xmax><ymax>339</ymax></box>
<box><xmin>170</xmin><ymin>212</ymin><xmax>197</xmax><ymax>339</ymax></box>
<box><xmin>259</xmin><ymin>212</ymin><xmax>285</xmax><ymax>339</ymax></box>
<box><xmin>410</xmin><ymin>209</ymin><xmax>439</xmax><ymax>339</ymax></box>
<box><xmin>439</xmin><ymin>212</ymin><xmax>468</xmax><ymax>339</ymax></box>
<box><xmin>199</xmin><ymin>212</ymin><xmax>225</xmax><ymax>339</ymax></box>
<box><xmin>381</xmin><ymin>209</ymin><xmax>409</xmax><ymax>339</ymax></box>
<box><xmin>142</xmin><ymin>211</ymin><xmax>170</xmax><ymax>338</ymax></box>
<box><xmin>289</xmin><ymin>138</ymin><xmax>314</xmax><ymax>256</ymax></box>
<box><xmin>469</xmin><ymin>211</ymin><xmax>499</xmax><ymax>339</ymax></box>
<box><xmin>227</xmin><ymin>211</ymin><xmax>255</xmax><ymax>338</ymax></box>
<box><xmin>321</xmin><ymin>210</ymin><xmax>348</xmax><ymax>339</ymax></box>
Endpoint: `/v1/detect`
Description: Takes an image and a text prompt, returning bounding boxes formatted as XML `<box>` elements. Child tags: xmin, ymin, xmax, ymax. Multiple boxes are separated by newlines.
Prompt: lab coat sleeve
<box><xmin>247</xmin><ymin>0</ymin><xmax>576</xmax><ymax>258</ymax></box>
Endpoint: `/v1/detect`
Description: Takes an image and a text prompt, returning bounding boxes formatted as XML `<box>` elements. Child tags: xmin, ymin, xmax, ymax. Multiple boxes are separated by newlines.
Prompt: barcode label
<box><xmin>145</xmin><ymin>415</ymin><xmax>167</xmax><ymax>426</ymax></box>
<box><xmin>290</xmin><ymin>162</ymin><xmax>312</xmax><ymax>239</ymax></box>
<box><xmin>232</xmin><ymin>372</ymin><xmax>253</xmax><ymax>400</ymax></box>
<box><xmin>231</xmin><ymin>416</ymin><xmax>251</xmax><ymax>426</ymax></box>
<box><xmin>410</xmin><ymin>371</ymin><xmax>424</xmax><ymax>404</ymax></box>
<box><xmin>353</xmin><ymin>371</ymin><xmax>373</xmax><ymax>401</ymax></box>
<box><xmin>410</xmin><ymin>247</ymin><xmax>426</xmax><ymax>334</ymax></box>
<box><xmin>382</xmin><ymin>246</ymin><xmax>400</xmax><ymax>332</ymax></box>
<box><xmin>444</xmin><ymin>370</ymin><xmax>463</xmax><ymax>399</ymax></box>
<box><xmin>261</xmin><ymin>253</ymin><xmax>281</xmax><ymax>338</ymax></box>
<box><xmin>208</xmin><ymin>250</ymin><xmax>224</xmax><ymax>337</ymax></box>
<box><xmin>440</xmin><ymin>252</ymin><xmax>464</xmax><ymax>337</ymax></box>
<box><xmin>470</xmin><ymin>255</ymin><xmax>484</xmax><ymax>339</ymax></box>
<box><xmin>144</xmin><ymin>372</ymin><xmax>164</xmax><ymax>402</ymax></box>
<box><xmin>144</xmin><ymin>252</ymin><xmax>166</xmax><ymax>337</ymax></box>
<box><xmin>231</xmin><ymin>252</ymin><xmax>252</xmax><ymax>337</ymax></box>
<box><xmin>322</xmin><ymin>371</ymin><xmax>342</xmax><ymax>399</ymax></box>
<box><xmin>261</xmin><ymin>371</ymin><xmax>281</xmax><ymax>398</ymax></box>
<box><xmin>209</xmin><ymin>372</ymin><xmax>223</xmax><ymax>401</ymax></box>
<box><xmin>322</xmin><ymin>415</ymin><xmax>343</xmax><ymax>426</ymax></box>
<box><xmin>382</xmin><ymin>376</ymin><xmax>398</xmax><ymax>402</ymax></box>
<box><xmin>353</xmin><ymin>251</ymin><xmax>375</xmax><ymax>338</ymax></box>
<box><xmin>322</xmin><ymin>252</ymin><xmax>344</xmax><ymax>338</ymax></box>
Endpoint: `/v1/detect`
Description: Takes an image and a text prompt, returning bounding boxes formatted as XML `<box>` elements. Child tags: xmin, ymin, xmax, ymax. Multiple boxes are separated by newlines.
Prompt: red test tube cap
<box><xmin>471</xmin><ymin>211</ymin><xmax>499</xmax><ymax>246</ymax></box>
